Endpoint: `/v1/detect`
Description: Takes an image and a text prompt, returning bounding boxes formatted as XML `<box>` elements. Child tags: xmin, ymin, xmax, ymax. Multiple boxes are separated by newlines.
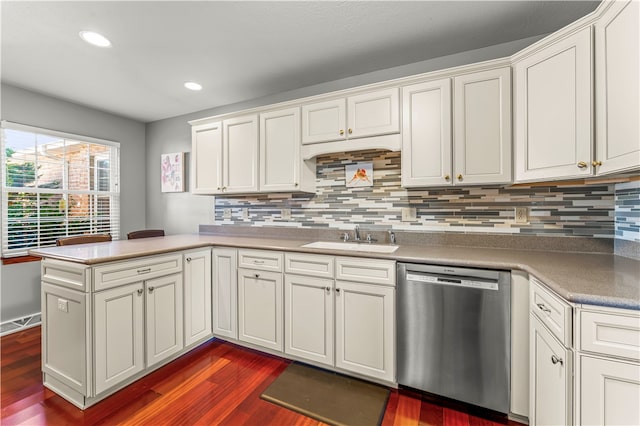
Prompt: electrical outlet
<box><xmin>242</xmin><ymin>208</ymin><xmax>249</xmax><ymax>220</ymax></box>
<box><xmin>515</xmin><ymin>207</ymin><xmax>528</xmax><ymax>224</ymax></box>
<box><xmin>223</xmin><ymin>208</ymin><xmax>232</xmax><ymax>219</ymax></box>
<box><xmin>57</xmin><ymin>298</ymin><xmax>68</xmax><ymax>313</ymax></box>
<box><xmin>281</xmin><ymin>208</ymin><xmax>291</xmax><ymax>220</ymax></box>
<box><xmin>401</xmin><ymin>207</ymin><xmax>417</xmax><ymax>222</ymax></box>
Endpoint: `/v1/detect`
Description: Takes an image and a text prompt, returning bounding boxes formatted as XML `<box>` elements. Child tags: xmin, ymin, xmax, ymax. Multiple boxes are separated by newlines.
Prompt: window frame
<box><xmin>1</xmin><ymin>121</ymin><xmax>120</xmax><ymax>257</ymax></box>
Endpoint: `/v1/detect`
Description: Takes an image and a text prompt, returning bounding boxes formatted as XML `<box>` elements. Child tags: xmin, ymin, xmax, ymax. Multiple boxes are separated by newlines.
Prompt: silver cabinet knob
<box><xmin>551</xmin><ymin>355</ymin><xmax>563</xmax><ymax>365</ymax></box>
<box><xmin>137</xmin><ymin>289</ymin><xmax>144</xmax><ymax>295</ymax></box>
<box><xmin>537</xmin><ymin>303</ymin><xmax>551</xmax><ymax>314</ymax></box>
<box><xmin>148</xmin><ymin>286</ymin><xmax>155</xmax><ymax>293</ymax></box>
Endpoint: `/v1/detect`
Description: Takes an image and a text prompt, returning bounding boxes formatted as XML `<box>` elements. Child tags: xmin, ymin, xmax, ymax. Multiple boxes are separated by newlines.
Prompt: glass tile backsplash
<box><xmin>213</xmin><ymin>150</ymin><xmax>637</xmax><ymax>242</ymax></box>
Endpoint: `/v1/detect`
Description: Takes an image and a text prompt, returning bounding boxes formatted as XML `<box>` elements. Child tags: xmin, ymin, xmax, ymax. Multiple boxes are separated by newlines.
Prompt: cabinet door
<box><xmin>401</xmin><ymin>79</ymin><xmax>452</xmax><ymax>187</ymax></box>
<box><xmin>238</xmin><ymin>268</ymin><xmax>283</xmax><ymax>352</ymax></box>
<box><xmin>530</xmin><ymin>314</ymin><xmax>572</xmax><ymax>426</ymax></box>
<box><xmin>579</xmin><ymin>355</ymin><xmax>640</xmax><ymax>426</ymax></box>
<box><xmin>94</xmin><ymin>282</ymin><xmax>144</xmax><ymax>395</ymax></box>
<box><xmin>42</xmin><ymin>283</ymin><xmax>88</xmax><ymax>395</ymax></box>
<box><xmin>223</xmin><ymin>114</ymin><xmax>258</xmax><ymax>193</ymax></box>
<box><xmin>284</xmin><ymin>274</ymin><xmax>334</xmax><ymax>366</ymax></box>
<box><xmin>514</xmin><ymin>27</ymin><xmax>593</xmax><ymax>182</ymax></box>
<box><xmin>454</xmin><ymin>67</ymin><xmax>512</xmax><ymax>185</ymax></box>
<box><xmin>145</xmin><ymin>273</ymin><xmax>184</xmax><ymax>367</ymax></box>
<box><xmin>595</xmin><ymin>0</ymin><xmax>640</xmax><ymax>175</ymax></box>
<box><xmin>191</xmin><ymin>121</ymin><xmax>223</xmax><ymax>194</ymax></box>
<box><xmin>184</xmin><ymin>249</ymin><xmax>212</xmax><ymax>347</ymax></box>
<box><xmin>335</xmin><ymin>280</ymin><xmax>395</xmax><ymax>382</ymax></box>
<box><xmin>347</xmin><ymin>88</ymin><xmax>400</xmax><ymax>139</ymax></box>
<box><xmin>301</xmin><ymin>98</ymin><xmax>346</xmax><ymax>144</ymax></box>
<box><xmin>212</xmin><ymin>248</ymin><xmax>238</xmax><ymax>339</ymax></box>
<box><xmin>260</xmin><ymin>108</ymin><xmax>301</xmax><ymax>192</ymax></box>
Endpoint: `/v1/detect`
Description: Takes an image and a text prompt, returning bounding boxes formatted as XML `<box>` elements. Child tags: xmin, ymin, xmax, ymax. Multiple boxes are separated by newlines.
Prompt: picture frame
<box><xmin>345</xmin><ymin>162</ymin><xmax>373</xmax><ymax>187</ymax></box>
<box><xmin>161</xmin><ymin>152</ymin><xmax>184</xmax><ymax>192</ymax></box>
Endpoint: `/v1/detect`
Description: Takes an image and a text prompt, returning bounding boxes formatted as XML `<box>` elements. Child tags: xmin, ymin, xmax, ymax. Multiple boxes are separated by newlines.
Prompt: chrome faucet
<box><xmin>354</xmin><ymin>225</ymin><xmax>361</xmax><ymax>241</ymax></box>
<box><xmin>388</xmin><ymin>230</ymin><xmax>396</xmax><ymax>245</ymax></box>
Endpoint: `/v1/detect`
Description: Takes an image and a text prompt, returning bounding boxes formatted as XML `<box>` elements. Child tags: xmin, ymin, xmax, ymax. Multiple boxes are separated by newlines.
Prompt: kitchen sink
<box><xmin>301</xmin><ymin>241</ymin><xmax>399</xmax><ymax>253</ymax></box>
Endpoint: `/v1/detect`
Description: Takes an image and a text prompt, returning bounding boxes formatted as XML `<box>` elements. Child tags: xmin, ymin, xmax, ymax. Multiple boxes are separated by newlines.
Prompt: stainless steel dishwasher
<box><xmin>397</xmin><ymin>263</ymin><xmax>511</xmax><ymax>413</ymax></box>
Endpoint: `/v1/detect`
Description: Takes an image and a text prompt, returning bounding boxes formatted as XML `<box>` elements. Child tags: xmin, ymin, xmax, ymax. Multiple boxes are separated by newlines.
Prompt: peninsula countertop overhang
<box><xmin>30</xmin><ymin>233</ymin><xmax>640</xmax><ymax>310</ymax></box>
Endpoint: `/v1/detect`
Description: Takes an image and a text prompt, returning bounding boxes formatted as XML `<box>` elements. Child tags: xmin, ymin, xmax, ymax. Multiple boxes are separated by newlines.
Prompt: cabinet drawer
<box><xmin>93</xmin><ymin>254</ymin><xmax>183</xmax><ymax>291</ymax></box>
<box><xmin>335</xmin><ymin>257</ymin><xmax>396</xmax><ymax>286</ymax></box>
<box><xmin>579</xmin><ymin>309</ymin><xmax>640</xmax><ymax>361</ymax></box>
<box><xmin>285</xmin><ymin>253</ymin><xmax>334</xmax><ymax>278</ymax></box>
<box><xmin>42</xmin><ymin>258</ymin><xmax>91</xmax><ymax>292</ymax></box>
<box><xmin>530</xmin><ymin>277</ymin><xmax>572</xmax><ymax>346</ymax></box>
<box><xmin>238</xmin><ymin>249</ymin><xmax>283</xmax><ymax>272</ymax></box>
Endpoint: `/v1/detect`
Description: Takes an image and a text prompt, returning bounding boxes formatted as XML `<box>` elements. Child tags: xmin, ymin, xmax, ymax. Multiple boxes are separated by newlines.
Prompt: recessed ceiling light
<box><xmin>184</xmin><ymin>82</ymin><xmax>203</xmax><ymax>91</ymax></box>
<box><xmin>79</xmin><ymin>31</ymin><xmax>111</xmax><ymax>47</ymax></box>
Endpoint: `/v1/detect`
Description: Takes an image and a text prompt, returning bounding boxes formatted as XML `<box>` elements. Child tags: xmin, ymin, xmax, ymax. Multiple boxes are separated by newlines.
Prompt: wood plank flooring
<box><xmin>1</xmin><ymin>327</ymin><xmax>522</xmax><ymax>425</ymax></box>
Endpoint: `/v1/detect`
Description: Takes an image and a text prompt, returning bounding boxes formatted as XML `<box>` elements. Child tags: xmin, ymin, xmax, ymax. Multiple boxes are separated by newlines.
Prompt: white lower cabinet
<box><xmin>183</xmin><ymin>249</ymin><xmax>212</xmax><ymax>347</ymax></box>
<box><xmin>579</xmin><ymin>356</ymin><xmax>640</xmax><ymax>425</ymax></box>
<box><xmin>212</xmin><ymin>248</ymin><xmax>238</xmax><ymax>339</ymax></box>
<box><xmin>94</xmin><ymin>272</ymin><xmax>183</xmax><ymax>395</ymax></box>
<box><xmin>94</xmin><ymin>282</ymin><xmax>145</xmax><ymax>395</ymax></box>
<box><xmin>144</xmin><ymin>273</ymin><xmax>184</xmax><ymax>367</ymax></box>
<box><xmin>335</xmin><ymin>280</ymin><xmax>395</xmax><ymax>382</ymax></box>
<box><xmin>529</xmin><ymin>314</ymin><xmax>572</xmax><ymax>426</ymax></box>
<box><xmin>238</xmin><ymin>268</ymin><xmax>283</xmax><ymax>352</ymax></box>
<box><xmin>284</xmin><ymin>274</ymin><xmax>334</xmax><ymax>366</ymax></box>
<box><xmin>576</xmin><ymin>306</ymin><xmax>640</xmax><ymax>425</ymax></box>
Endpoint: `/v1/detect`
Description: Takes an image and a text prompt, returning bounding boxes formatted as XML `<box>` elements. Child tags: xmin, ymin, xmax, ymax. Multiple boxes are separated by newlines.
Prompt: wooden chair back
<box><xmin>56</xmin><ymin>233</ymin><xmax>112</xmax><ymax>246</ymax></box>
<box><xmin>127</xmin><ymin>229</ymin><xmax>165</xmax><ymax>240</ymax></box>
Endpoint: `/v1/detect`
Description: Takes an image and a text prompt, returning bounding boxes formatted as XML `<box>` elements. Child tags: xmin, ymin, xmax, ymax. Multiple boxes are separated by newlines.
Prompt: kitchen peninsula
<box><xmin>31</xmin><ymin>231</ymin><xmax>640</xmax><ymax>424</ymax></box>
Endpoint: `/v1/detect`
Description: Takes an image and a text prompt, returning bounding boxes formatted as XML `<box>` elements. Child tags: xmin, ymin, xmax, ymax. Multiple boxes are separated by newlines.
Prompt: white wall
<box><xmin>0</xmin><ymin>84</ymin><xmax>146</xmax><ymax>322</ymax></box>
<box><xmin>145</xmin><ymin>35</ymin><xmax>545</xmax><ymax>232</ymax></box>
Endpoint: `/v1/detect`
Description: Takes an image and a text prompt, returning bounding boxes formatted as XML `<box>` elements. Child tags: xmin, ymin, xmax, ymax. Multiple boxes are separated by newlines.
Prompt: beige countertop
<box><xmin>30</xmin><ymin>233</ymin><xmax>640</xmax><ymax>310</ymax></box>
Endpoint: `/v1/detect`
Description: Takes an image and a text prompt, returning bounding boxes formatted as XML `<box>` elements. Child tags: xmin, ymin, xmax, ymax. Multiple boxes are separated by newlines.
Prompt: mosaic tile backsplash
<box><xmin>615</xmin><ymin>181</ymin><xmax>640</xmax><ymax>242</ymax></box>
<box><xmin>214</xmin><ymin>150</ymin><xmax>632</xmax><ymax>240</ymax></box>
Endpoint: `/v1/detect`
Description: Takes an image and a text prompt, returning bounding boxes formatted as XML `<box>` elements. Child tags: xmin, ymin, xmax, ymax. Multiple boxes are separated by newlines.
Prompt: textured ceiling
<box><xmin>1</xmin><ymin>1</ymin><xmax>600</xmax><ymax>123</ymax></box>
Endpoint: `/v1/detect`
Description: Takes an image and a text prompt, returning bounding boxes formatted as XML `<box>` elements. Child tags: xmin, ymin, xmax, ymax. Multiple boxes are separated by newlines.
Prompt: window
<box><xmin>1</xmin><ymin>122</ymin><xmax>120</xmax><ymax>257</ymax></box>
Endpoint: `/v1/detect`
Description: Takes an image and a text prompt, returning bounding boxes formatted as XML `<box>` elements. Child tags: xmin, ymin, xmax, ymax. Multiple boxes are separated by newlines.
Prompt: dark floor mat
<box><xmin>260</xmin><ymin>362</ymin><xmax>390</xmax><ymax>426</ymax></box>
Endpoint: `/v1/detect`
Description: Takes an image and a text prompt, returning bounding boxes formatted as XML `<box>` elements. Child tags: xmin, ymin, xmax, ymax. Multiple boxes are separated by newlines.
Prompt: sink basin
<box><xmin>301</xmin><ymin>241</ymin><xmax>399</xmax><ymax>253</ymax></box>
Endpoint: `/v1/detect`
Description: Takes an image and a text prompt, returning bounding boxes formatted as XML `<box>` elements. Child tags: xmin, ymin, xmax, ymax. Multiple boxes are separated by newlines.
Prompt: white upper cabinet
<box><xmin>302</xmin><ymin>87</ymin><xmax>400</xmax><ymax>145</ymax></box>
<box><xmin>191</xmin><ymin>121</ymin><xmax>222</xmax><ymax>194</ymax></box>
<box><xmin>190</xmin><ymin>115</ymin><xmax>257</xmax><ymax>195</ymax></box>
<box><xmin>402</xmin><ymin>67</ymin><xmax>511</xmax><ymax>188</ymax></box>
<box><xmin>514</xmin><ymin>27</ymin><xmax>593</xmax><ymax>182</ymax></box>
<box><xmin>223</xmin><ymin>114</ymin><xmax>258</xmax><ymax>194</ymax></box>
<box><xmin>401</xmin><ymin>78</ymin><xmax>452</xmax><ymax>187</ymax></box>
<box><xmin>301</xmin><ymin>98</ymin><xmax>347</xmax><ymax>144</ymax></box>
<box><xmin>453</xmin><ymin>67</ymin><xmax>512</xmax><ymax>185</ymax></box>
<box><xmin>259</xmin><ymin>107</ymin><xmax>315</xmax><ymax>193</ymax></box>
<box><xmin>594</xmin><ymin>0</ymin><xmax>640</xmax><ymax>175</ymax></box>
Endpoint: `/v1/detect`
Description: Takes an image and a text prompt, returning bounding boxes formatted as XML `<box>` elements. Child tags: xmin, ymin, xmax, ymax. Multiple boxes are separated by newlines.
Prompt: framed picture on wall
<box><xmin>161</xmin><ymin>152</ymin><xmax>184</xmax><ymax>192</ymax></box>
<box><xmin>345</xmin><ymin>162</ymin><xmax>373</xmax><ymax>187</ymax></box>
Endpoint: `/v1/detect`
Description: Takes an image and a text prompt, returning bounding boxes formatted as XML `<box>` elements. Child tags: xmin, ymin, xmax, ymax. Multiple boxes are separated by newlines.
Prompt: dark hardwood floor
<box><xmin>1</xmin><ymin>327</ymin><xmax>522</xmax><ymax>425</ymax></box>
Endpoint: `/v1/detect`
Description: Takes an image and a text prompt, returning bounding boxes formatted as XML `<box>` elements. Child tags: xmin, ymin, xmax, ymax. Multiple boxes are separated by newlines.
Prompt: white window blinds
<box><xmin>1</xmin><ymin>122</ymin><xmax>120</xmax><ymax>257</ymax></box>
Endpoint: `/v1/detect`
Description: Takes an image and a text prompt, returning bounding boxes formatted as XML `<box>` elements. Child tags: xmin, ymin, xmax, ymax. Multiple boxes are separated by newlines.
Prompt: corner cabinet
<box><xmin>259</xmin><ymin>107</ymin><xmax>315</xmax><ymax>193</ymax></box>
<box><xmin>514</xmin><ymin>27</ymin><xmax>593</xmax><ymax>182</ymax></box>
<box><xmin>402</xmin><ymin>66</ymin><xmax>511</xmax><ymax>188</ymax></box>
<box><xmin>594</xmin><ymin>0</ymin><xmax>640</xmax><ymax>175</ymax></box>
